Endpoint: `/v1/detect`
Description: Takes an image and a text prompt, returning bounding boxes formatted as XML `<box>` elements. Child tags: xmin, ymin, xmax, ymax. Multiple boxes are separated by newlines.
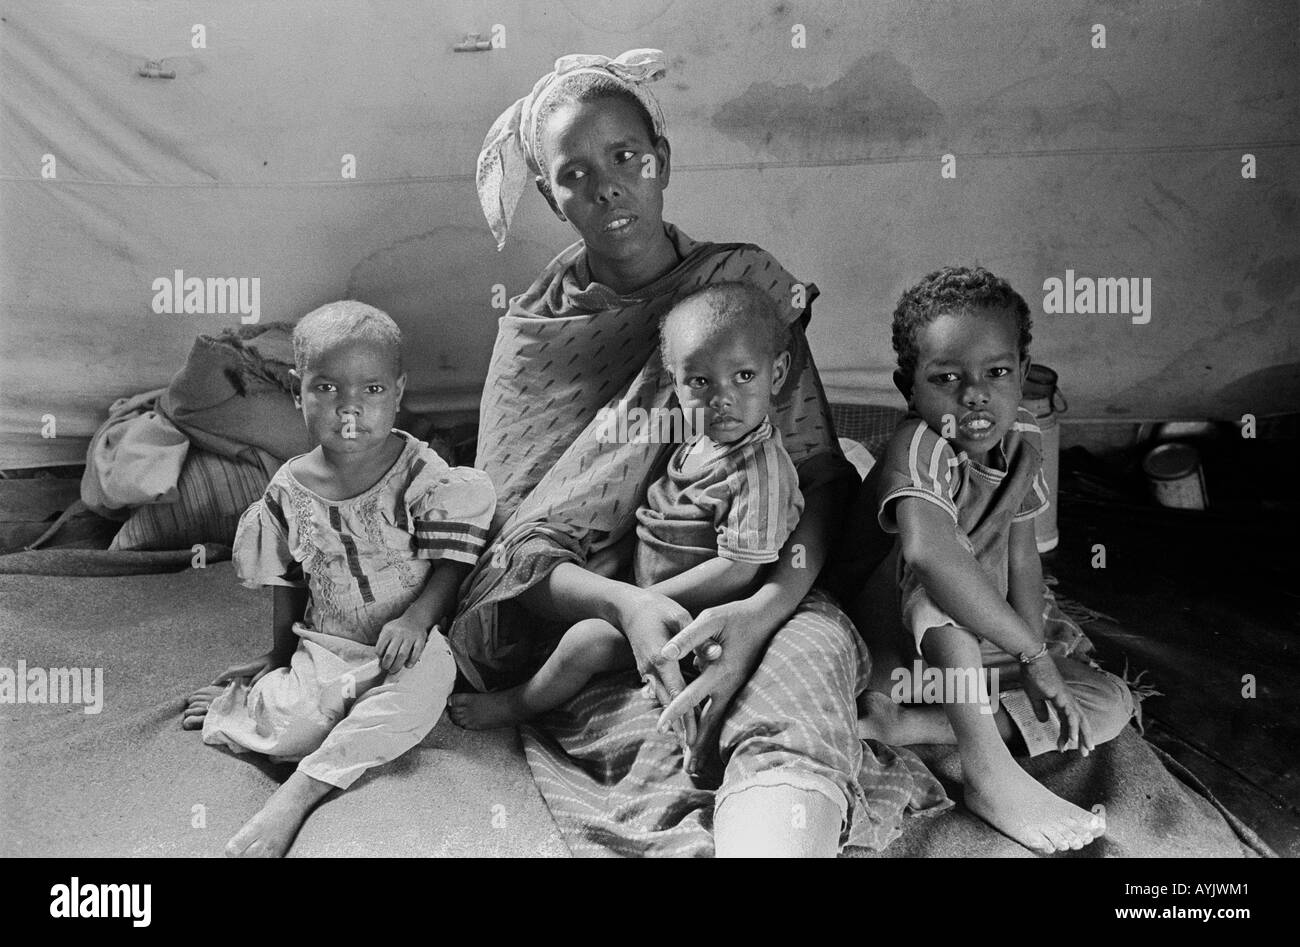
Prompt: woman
<box><xmin>450</xmin><ymin>50</ymin><xmax>948</xmax><ymax>856</ymax></box>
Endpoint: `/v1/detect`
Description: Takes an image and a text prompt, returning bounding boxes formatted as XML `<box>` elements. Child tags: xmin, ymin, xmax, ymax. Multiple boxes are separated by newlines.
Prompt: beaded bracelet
<box><xmin>1018</xmin><ymin>642</ymin><xmax>1049</xmax><ymax>665</ymax></box>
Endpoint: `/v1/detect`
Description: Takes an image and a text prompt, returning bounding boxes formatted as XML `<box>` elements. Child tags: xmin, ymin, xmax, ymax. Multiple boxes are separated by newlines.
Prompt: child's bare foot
<box><xmin>857</xmin><ymin>690</ymin><xmax>903</xmax><ymax>741</ymax></box>
<box><xmin>182</xmin><ymin>684</ymin><xmax>226</xmax><ymax>730</ymax></box>
<box><xmin>448</xmin><ymin>689</ymin><xmax>529</xmax><ymax>730</ymax></box>
<box><xmin>857</xmin><ymin>691</ymin><xmax>957</xmax><ymax>746</ymax></box>
<box><xmin>225</xmin><ymin>771</ymin><xmax>332</xmax><ymax>858</ymax></box>
<box><xmin>964</xmin><ymin>763</ymin><xmax>1105</xmax><ymax>854</ymax></box>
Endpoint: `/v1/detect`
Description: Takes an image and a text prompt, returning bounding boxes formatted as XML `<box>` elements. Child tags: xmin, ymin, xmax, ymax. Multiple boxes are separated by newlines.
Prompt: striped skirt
<box><xmin>521</xmin><ymin>591</ymin><xmax>952</xmax><ymax>856</ymax></box>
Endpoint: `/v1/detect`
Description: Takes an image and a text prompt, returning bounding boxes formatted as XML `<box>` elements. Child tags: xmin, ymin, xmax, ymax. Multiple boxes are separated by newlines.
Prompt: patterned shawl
<box><xmin>447</xmin><ymin>223</ymin><xmax>850</xmax><ymax>690</ymax></box>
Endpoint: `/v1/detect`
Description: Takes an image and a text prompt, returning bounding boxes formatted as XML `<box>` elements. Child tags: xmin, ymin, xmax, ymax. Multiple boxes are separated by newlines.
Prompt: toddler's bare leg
<box><xmin>449</xmin><ymin>619</ymin><xmax>631</xmax><ymax>729</ymax></box>
<box><xmin>923</xmin><ymin>625</ymin><xmax>1104</xmax><ymax>854</ymax></box>
<box><xmin>857</xmin><ymin>650</ymin><xmax>1015</xmax><ymax>746</ymax></box>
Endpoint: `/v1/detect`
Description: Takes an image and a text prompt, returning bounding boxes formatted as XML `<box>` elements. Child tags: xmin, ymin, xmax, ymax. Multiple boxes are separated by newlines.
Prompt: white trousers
<box><xmin>203</xmin><ymin>622</ymin><xmax>456</xmax><ymax>789</ymax></box>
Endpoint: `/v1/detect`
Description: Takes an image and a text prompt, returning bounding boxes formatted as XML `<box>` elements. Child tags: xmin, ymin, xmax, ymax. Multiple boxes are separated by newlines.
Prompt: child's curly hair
<box><xmin>892</xmin><ymin>266</ymin><xmax>1032</xmax><ymax>380</ymax></box>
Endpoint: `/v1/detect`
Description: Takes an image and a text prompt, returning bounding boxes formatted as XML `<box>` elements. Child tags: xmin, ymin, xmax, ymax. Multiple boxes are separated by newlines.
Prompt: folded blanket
<box><xmin>0</xmin><ymin>544</ymin><xmax>231</xmax><ymax>576</ymax></box>
<box><xmin>158</xmin><ymin>322</ymin><xmax>310</xmax><ymax>464</ymax></box>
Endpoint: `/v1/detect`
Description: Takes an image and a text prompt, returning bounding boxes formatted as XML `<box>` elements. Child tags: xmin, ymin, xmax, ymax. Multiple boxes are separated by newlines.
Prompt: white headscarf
<box><xmin>476</xmin><ymin>49</ymin><xmax>668</xmax><ymax>250</ymax></box>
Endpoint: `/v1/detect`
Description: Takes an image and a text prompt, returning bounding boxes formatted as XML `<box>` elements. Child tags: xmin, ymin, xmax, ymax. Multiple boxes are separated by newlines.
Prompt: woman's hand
<box><xmin>1021</xmin><ymin>656</ymin><xmax>1094</xmax><ymax>755</ymax></box>
<box><xmin>516</xmin><ymin>561</ymin><xmax>699</xmax><ymax>745</ymax></box>
<box><xmin>375</xmin><ymin>614</ymin><xmax>430</xmax><ymax>672</ymax></box>
<box><xmin>655</xmin><ymin>597</ymin><xmax>778</xmax><ymax>777</ymax></box>
<box><xmin>213</xmin><ymin>649</ymin><xmax>291</xmax><ymax>688</ymax></box>
<box><xmin>616</xmin><ymin>588</ymin><xmax>698</xmax><ymax>748</ymax></box>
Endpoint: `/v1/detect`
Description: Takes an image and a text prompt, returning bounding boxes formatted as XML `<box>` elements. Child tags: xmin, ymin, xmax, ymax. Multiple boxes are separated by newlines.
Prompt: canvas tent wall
<box><xmin>2</xmin><ymin>0</ymin><xmax>1297</xmax><ymax>469</ymax></box>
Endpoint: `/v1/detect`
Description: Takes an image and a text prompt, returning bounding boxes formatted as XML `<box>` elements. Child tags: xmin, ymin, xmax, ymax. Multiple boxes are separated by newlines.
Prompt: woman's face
<box><xmin>538</xmin><ymin>96</ymin><xmax>671</xmax><ymax>271</ymax></box>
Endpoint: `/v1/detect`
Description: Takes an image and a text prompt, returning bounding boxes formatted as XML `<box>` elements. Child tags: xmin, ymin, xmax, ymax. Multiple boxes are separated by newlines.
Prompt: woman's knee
<box><xmin>761</xmin><ymin>601</ymin><xmax>860</xmax><ymax>671</ymax></box>
<box><xmin>715</xmin><ymin>780</ymin><xmax>843</xmax><ymax>858</ymax></box>
<box><xmin>722</xmin><ymin>606</ymin><xmax>865</xmax><ymax>788</ymax></box>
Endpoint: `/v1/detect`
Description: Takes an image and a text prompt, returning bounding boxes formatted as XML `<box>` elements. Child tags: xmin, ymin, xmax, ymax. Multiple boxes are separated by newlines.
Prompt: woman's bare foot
<box><xmin>182</xmin><ymin>684</ymin><xmax>226</xmax><ymax>730</ymax></box>
<box><xmin>225</xmin><ymin>771</ymin><xmax>333</xmax><ymax>858</ymax></box>
<box><xmin>964</xmin><ymin>762</ymin><xmax>1105</xmax><ymax>855</ymax></box>
<box><xmin>447</xmin><ymin>689</ymin><xmax>529</xmax><ymax>730</ymax></box>
<box><xmin>857</xmin><ymin>690</ymin><xmax>956</xmax><ymax>745</ymax></box>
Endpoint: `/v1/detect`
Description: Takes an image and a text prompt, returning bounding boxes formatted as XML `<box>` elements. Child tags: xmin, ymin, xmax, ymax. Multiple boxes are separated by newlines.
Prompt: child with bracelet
<box><xmin>854</xmin><ymin>266</ymin><xmax>1133</xmax><ymax>854</ymax></box>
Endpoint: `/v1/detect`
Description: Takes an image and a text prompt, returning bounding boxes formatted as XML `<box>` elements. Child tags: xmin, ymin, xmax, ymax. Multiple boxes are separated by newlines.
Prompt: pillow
<box><xmin>110</xmin><ymin>448</ymin><xmax>279</xmax><ymax>551</ymax></box>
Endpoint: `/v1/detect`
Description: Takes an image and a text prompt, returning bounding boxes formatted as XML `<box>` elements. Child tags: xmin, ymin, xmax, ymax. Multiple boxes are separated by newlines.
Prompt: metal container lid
<box><xmin>1153</xmin><ymin>420</ymin><xmax>1218</xmax><ymax>441</ymax></box>
<box><xmin>1142</xmin><ymin>442</ymin><xmax>1200</xmax><ymax>480</ymax></box>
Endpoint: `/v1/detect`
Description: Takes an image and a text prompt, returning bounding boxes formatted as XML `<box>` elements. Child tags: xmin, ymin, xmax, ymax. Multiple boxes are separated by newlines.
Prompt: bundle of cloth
<box><xmin>81</xmin><ymin>320</ymin><xmax>307</xmax><ymax>521</ymax></box>
<box><xmin>1</xmin><ymin>324</ymin><xmax>309</xmax><ymax>575</ymax></box>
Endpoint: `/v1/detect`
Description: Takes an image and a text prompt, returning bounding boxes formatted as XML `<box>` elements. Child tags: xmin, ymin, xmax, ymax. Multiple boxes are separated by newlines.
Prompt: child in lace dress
<box><xmin>183</xmin><ymin>300</ymin><xmax>495</xmax><ymax>857</ymax></box>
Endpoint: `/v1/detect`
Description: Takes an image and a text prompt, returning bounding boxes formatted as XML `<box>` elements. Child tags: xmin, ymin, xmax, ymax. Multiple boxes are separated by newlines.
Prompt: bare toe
<box><xmin>183</xmin><ymin>684</ymin><xmax>227</xmax><ymax>728</ymax></box>
<box><xmin>965</xmin><ymin>763</ymin><xmax>1103</xmax><ymax>855</ymax></box>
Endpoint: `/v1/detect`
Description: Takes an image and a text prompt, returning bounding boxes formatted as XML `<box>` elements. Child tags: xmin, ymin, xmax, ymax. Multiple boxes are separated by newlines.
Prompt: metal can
<box><xmin>1021</xmin><ymin>364</ymin><xmax>1065</xmax><ymax>552</ymax></box>
<box><xmin>1141</xmin><ymin>442</ymin><xmax>1208</xmax><ymax>510</ymax></box>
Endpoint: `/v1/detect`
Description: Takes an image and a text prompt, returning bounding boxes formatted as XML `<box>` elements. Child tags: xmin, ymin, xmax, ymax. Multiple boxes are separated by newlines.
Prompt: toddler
<box><xmin>182</xmin><ymin>300</ymin><xmax>495</xmax><ymax>857</ymax></box>
<box><xmin>449</xmin><ymin>281</ymin><xmax>803</xmax><ymax>730</ymax></box>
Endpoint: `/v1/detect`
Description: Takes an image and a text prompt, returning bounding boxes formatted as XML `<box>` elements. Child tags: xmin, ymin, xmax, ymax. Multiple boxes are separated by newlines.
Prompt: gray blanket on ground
<box><xmin>0</xmin><ymin>564</ymin><xmax>1269</xmax><ymax>857</ymax></box>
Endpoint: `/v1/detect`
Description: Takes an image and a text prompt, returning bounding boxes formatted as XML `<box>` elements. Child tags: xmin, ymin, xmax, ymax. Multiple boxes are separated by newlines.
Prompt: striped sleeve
<box><xmin>876</xmin><ymin>417</ymin><xmax>960</xmax><ymax>533</ymax></box>
<box><xmin>716</xmin><ymin>436</ymin><xmax>805</xmax><ymax>563</ymax></box>
<box><xmin>1011</xmin><ymin>408</ymin><xmax>1051</xmax><ymax>522</ymax></box>
<box><xmin>406</xmin><ymin>462</ymin><xmax>497</xmax><ymax>566</ymax></box>
<box><xmin>1014</xmin><ymin>466</ymin><xmax>1051</xmax><ymax>522</ymax></box>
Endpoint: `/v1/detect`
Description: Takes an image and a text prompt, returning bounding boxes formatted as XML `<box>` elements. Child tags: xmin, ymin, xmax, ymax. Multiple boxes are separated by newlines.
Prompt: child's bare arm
<box><xmin>1006</xmin><ymin>518</ymin><xmax>1045</xmax><ymax>638</ymax></box>
<box><xmin>214</xmin><ymin>584</ymin><xmax>306</xmax><ymax>685</ymax></box>
<box><xmin>404</xmin><ymin>560</ymin><xmax>472</xmax><ymax>630</ymax></box>
<box><xmin>896</xmin><ymin>496</ymin><xmax>1040</xmax><ymax>658</ymax></box>
<box><xmin>646</xmin><ymin>557</ymin><xmax>763</xmax><ymax>615</ymax></box>
<box><xmin>376</xmin><ymin>560</ymin><xmax>472</xmax><ymax>671</ymax></box>
<box><xmin>271</xmin><ymin>585</ymin><xmax>308</xmax><ymax>656</ymax></box>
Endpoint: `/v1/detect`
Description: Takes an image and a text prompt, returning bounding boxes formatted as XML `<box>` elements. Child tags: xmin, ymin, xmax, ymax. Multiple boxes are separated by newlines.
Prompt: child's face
<box><xmin>293</xmin><ymin>340</ymin><xmax>405</xmax><ymax>457</ymax></box>
<box><xmin>899</xmin><ymin>305</ymin><xmax>1029</xmax><ymax>460</ymax></box>
<box><xmin>667</xmin><ymin>319</ymin><xmax>788</xmax><ymax>445</ymax></box>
